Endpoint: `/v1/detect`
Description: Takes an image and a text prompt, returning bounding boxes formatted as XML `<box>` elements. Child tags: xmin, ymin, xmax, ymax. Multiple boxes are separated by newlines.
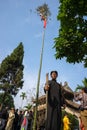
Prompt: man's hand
<box><xmin>61</xmin><ymin>104</ymin><xmax>66</xmax><ymax>110</ymax></box>
<box><xmin>44</xmin><ymin>84</ymin><xmax>49</xmax><ymax>91</ymax></box>
<box><xmin>63</xmin><ymin>104</ymin><xmax>66</xmax><ymax>109</ymax></box>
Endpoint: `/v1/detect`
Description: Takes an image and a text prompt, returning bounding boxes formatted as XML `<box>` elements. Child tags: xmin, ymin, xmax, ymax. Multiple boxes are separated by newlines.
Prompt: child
<box><xmin>63</xmin><ymin>113</ymin><xmax>71</xmax><ymax>130</ymax></box>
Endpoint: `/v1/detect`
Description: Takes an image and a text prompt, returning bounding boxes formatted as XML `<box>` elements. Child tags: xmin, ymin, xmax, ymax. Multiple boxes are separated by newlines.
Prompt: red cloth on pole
<box><xmin>44</xmin><ymin>19</ymin><xmax>46</xmax><ymax>28</ymax></box>
<box><xmin>40</xmin><ymin>14</ymin><xmax>47</xmax><ymax>28</ymax></box>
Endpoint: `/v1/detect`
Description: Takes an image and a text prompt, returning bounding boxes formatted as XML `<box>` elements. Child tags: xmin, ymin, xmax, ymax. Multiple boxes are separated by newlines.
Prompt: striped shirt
<box><xmin>74</xmin><ymin>92</ymin><xmax>87</xmax><ymax>109</ymax></box>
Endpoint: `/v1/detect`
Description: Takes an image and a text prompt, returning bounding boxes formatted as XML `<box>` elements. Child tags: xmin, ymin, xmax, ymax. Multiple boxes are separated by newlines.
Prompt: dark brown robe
<box><xmin>45</xmin><ymin>79</ymin><xmax>64</xmax><ymax>130</ymax></box>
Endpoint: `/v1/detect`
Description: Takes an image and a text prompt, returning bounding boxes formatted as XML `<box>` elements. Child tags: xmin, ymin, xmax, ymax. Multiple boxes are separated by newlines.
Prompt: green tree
<box><xmin>20</xmin><ymin>92</ymin><xmax>27</xmax><ymax>108</ymax></box>
<box><xmin>0</xmin><ymin>43</ymin><xmax>24</xmax><ymax>107</ymax></box>
<box><xmin>75</xmin><ymin>77</ymin><xmax>87</xmax><ymax>91</ymax></box>
<box><xmin>24</xmin><ymin>103</ymin><xmax>32</xmax><ymax>110</ymax></box>
<box><xmin>54</xmin><ymin>0</ymin><xmax>87</xmax><ymax>67</ymax></box>
<box><xmin>0</xmin><ymin>42</ymin><xmax>24</xmax><ymax>95</ymax></box>
<box><xmin>0</xmin><ymin>93</ymin><xmax>14</xmax><ymax>108</ymax></box>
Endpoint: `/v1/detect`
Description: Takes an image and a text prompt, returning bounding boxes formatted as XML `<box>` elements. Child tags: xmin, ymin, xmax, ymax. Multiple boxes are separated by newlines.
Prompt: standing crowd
<box><xmin>0</xmin><ymin>107</ymin><xmax>33</xmax><ymax>130</ymax></box>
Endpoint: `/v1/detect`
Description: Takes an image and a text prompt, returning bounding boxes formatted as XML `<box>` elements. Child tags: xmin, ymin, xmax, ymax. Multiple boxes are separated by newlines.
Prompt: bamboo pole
<box><xmin>33</xmin><ymin>28</ymin><xmax>45</xmax><ymax>130</ymax></box>
<box><xmin>45</xmin><ymin>73</ymin><xmax>49</xmax><ymax>120</ymax></box>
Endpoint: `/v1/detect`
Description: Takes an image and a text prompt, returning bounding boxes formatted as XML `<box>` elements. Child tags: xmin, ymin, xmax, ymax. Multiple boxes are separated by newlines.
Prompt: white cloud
<box><xmin>34</xmin><ymin>32</ymin><xmax>42</xmax><ymax>38</ymax></box>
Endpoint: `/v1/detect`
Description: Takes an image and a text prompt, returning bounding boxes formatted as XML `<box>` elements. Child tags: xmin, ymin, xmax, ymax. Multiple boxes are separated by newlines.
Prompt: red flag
<box><xmin>44</xmin><ymin>19</ymin><xmax>47</xmax><ymax>28</ymax></box>
<box><xmin>40</xmin><ymin>14</ymin><xmax>47</xmax><ymax>28</ymax></box>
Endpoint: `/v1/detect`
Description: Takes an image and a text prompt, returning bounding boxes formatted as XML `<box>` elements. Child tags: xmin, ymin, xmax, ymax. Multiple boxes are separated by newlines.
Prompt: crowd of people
<box><xmin>0</xmin><ymin>107</ymin><xmax>33</xmax><ymax>130</ymax></box>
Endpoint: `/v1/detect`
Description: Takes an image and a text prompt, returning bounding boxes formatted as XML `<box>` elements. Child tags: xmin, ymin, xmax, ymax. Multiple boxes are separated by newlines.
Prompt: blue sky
<box><xmin>0</xmin><ymin>0</ymin><xmax>87</xmax><ymax>108</ymax></box>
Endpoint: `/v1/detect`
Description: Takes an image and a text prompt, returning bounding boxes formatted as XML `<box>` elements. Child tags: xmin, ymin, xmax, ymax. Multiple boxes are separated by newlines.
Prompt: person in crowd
<box><xmin>5</xmin><ymin>108</ymin><xmax>15</xmax><ymax>130</ymax></box>
<box><xmin>0</xmin><ymin>104</ymin><xmax>2</xmax><ymax>112</ymax></box>
<box><xmin>44</xmin><ymin>70</ymin><xmax>65</xmax><ymax>130</ymax></box>
<box><xmin>17</xmin><ymin>110</ymin><xmax>23</xmax><ymax>130</ymax></box>
<box><xmin>74</xmin><ymin>87</ymin><xmax>87</xmax><ymax>130</ymax></box>
<box><xmin>0</xmin><ymin>114</ymin><xmax>6</xmax><ymax>130</ymax></box>
<box><xmin>1</xmin><ymin>107</ymin><xmax>9</xmax><ymax>130</ymax></box>
<box><xmin>28</xmin><ymin>110</ymin><xmax>33</xmax><ymax>130</ymax></box>
<box><xmin>21</xmin><ymin>111</ymin><xmax>28</xmax><ymax>130</ymax></box>
<box><xmin>63</xmin><ymin>113</ymin><xmax>71</xmax><ymax>130</ymax></box>
<box><xmin>79</xmin><ymin>116</ymin><xmax>84</xmax><ymax>130</ymax></box>
<box><xmin>13</xmin><ymin>109</ymin><xmax>19</xmax><ymax>130</ymax></box>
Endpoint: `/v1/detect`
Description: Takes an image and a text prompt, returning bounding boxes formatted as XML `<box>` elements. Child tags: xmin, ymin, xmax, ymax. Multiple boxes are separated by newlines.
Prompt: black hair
<box><xmin>82</xmin><ymin>87</ymin><xmax>87</xmax><ymax>93</ymax></box>
<box><xmin>50</xmin><ymin>71</ymin><xmax>58</xmax><ymax>76</ymax></box>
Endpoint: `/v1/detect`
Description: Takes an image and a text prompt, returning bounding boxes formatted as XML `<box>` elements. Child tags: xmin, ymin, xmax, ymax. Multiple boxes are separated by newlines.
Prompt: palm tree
<box><xmin>75</xmin><ymin>77</ymin><xmax>87</xmax><ymax>91</ymax></box>
<box><xmin>20</xmin><ymin>92</ymin><xmax>27</xmax><ymax>108</ymax></box>
<box><xmin>24</xmin><ymin>103</ymin><xmax>32</xmax><ymax>111</ymax></box>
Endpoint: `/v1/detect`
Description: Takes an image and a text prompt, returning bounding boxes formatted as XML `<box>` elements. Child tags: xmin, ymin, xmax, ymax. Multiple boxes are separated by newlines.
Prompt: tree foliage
<box><xmin>20</xmin><ymin>92</ymin><xmax>27</xmax><ymax>100</ymax></box>
<box><xmin>0</xmin><ymin>42</ymin><xmax>24</xmax><ymax>96</ymax></box>
<box><xmin>75</xmin><ymin>77</ymin><xmax>87</xmax><ymax>91</ymax></box>
<box><xmin>20</xmin><ymin>92</ymin><xmax>27</xmax><ymax>108</ymax></box>
<box><xmin>0</xmin><ymin>93</ymin><xmax>14</xmax><ymax>108</ymax></box>
<box><xmin>54</xmin><ymin>0</ymin><xmax>87</xmax><ymax>67</ymax></box>
<box><xmin>36</xmin><ymin>3</ymin><xmax>51</xmax><ymax>20</ymax></box>
<box><xmin>24</xmin><ymin>103</ymin><xmax>32</xmax><ymax>110</ymax></box>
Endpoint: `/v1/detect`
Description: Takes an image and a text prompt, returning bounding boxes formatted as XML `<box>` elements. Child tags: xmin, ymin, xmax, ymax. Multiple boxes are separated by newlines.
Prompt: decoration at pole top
<box><xmin>36</xmin><ymin>3</ymin><xmax>51</xmax><ymax>28</ymax></box>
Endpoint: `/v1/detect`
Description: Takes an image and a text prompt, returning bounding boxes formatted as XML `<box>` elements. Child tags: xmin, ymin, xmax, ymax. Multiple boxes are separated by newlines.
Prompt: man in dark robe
<box><xmin>44</xmin><ymin>71</ymin><xmax>65</xmax><ymax>130</ymax></box>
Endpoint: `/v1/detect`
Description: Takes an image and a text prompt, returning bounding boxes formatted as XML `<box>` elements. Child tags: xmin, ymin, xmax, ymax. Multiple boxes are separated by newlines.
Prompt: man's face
<box><xmin>51</xmin><ymin>72</ymin><xmax>57</xmax><ymax>79</ymax></box>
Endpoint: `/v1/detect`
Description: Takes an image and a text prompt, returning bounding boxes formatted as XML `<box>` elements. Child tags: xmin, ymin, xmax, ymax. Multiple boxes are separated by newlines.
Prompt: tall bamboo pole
<box><xmin>45</xmin><ymin>73</ymin><xmax>49</xmax><ymax>120</ymax></box>
<box><xmin>33</xmin><ymin>28</ymin><xmax>46</xmax><ymax>130</ymax></box>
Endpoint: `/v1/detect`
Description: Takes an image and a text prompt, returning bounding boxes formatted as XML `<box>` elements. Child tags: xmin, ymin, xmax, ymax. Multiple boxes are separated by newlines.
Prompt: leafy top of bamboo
<box><xmin>36</xmin><ymin>3</ymin><xmax>51</xmax><ymax>20</ymax></box>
